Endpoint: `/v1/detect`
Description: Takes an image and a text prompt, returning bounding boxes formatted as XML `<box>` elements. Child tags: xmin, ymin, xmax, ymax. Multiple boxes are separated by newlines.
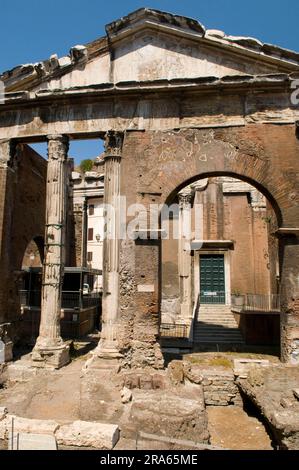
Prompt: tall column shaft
<box><xmin>96</xmin><ymin>131</ymin><xmax>123</xmax><ymax>358</ymax></box>
<box><xmin>178</xmin><ymin>189</ymin><xmax>193</xmax><ymax>321</ymax></box>
<box><xmin>0</xmin><ymin>140</ymin><xmax>16</xmax><ymax>362</ymax></box>
<box><xmin>32</xmin><ymin>135</ymin><xmax>70</xmax><ymax>368</ymax></box>
<box><xmin>280</xmin><ymin>235</ymin><xmax>299</xmax><ymax>364</ymax></box>
<box><xmin>81</xmin><ymin>199</ymin><xmax>88</xmax><ymax>267</ymax></box>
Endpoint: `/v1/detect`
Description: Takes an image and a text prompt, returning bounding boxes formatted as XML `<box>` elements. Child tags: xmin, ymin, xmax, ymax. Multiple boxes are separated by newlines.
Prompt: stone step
<box><xmin>194</xmin><ymin>331</ymin><xmax>244</xmax><ymax>337</ymax></box>
<box><xmin>199</xmin><ymin>307</ymin><xmax>232</xmax><ymax>310</ymax></box>
<box><xmin>196</xmin><ymin>323</ymin><xmax>238</xmax><ymax>331</ymax></box>
<box><xmin>199</xmin><ymin>311</ymin><xmax>233</xmax><ymax>314</ymax></box>
<box><xmin>198</xmin><ymin>322</ymin><xmax>237</xmax><ymax>325</ymax></box>
<box><xmin>193</xmin><ymin>339</ymin><xmax>244</xmax><ymax>344</ymax></box>
<box><xmin>197</xmin><ymin>318</ymin><xmax>237</xmax><ymax>322</ymax></box>
<box><xmin>198</xmin><ymin>319</ymin><xmax>237</xmax><ymax>328</ymax></box>
<box><xmin>194</xmin><ymin>329</ymin><xmax>244</xmax><ymax>336</ymax></box>
<box><xmin>194</xmin><ymin>335</ymin><xmax>244</xmax><ymax>340</ymax></box>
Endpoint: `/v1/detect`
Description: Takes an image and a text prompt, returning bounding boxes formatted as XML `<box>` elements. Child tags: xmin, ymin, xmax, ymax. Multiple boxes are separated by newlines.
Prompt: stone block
<box><xmin>130</xmin><ymin>388</ymin><xmax>209</xmax><ymax>444</ymax></box>
<box><xmin>5</xmin><ymin>416</ymin><xmax>59</xmax><ymax>435</ymax></box>
<box><xmin>7</xmin><ymin>364</ymin><xmax>38</xmax><ymax>382</ymax></box>
<box><xmin>234</xmin><ymin>359</ymin><xmax>270</xmax><ymax>379</ymax></box>
<box><xmin>183</xmin><ymin>363</ymin><xmax>203</xmax><ymax>384</ymax></box>
<box><xmin>152</xmin><ymin>374</ymin><xmax>165</xmax><ymax>390</ymax></box>
<box><xmin>237</xmin><ymin>365</ymin><xmax>299</xmax><ymax>450</ymax></box>
<box><xmin>9</xmin><ymin>433</ymin><xmax>57</xmax><ymax>450</ymax></box>
<box><xmin>55</xmin><ymin>421</ymin><xmax>119</xmax><ymax>449</ymax></box>
<box><xmin>167</xmin><ymin>360</ymin><xmax>184</xmax><ymax>385</ymax></box>
<box><xmin>139</xmin><ymin>376</ymin><xmax>153</xmax><ymax>390</ymax></box>
<box><xmin>123</xmin><ymin>374</ymin><xmax>140</xmax><ymax>389</ymax></box>
<box><xmin>0</xmin><ymin>407</ymin><xmax>8</xmax><ymax>421</ymax></box>
<box><xmin>121</xmin><ymin>387</ymin><xmax>132</xmax><ymax>404</ymax></box>
<box><xmin>0</xmin><ymin>416</ymin><xmax>59</xmax><ymax>440</ymax></box>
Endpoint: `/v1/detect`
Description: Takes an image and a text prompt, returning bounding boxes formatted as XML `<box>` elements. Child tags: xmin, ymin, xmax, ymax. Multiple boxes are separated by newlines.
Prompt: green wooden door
<box><xmin>200</xmin><ymin>254</ymin><xmax>225</xmax><ymax>304</ymax></box>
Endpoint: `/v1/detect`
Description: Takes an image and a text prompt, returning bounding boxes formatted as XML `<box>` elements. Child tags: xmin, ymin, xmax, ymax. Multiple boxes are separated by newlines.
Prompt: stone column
<box><xmin>0</xmin><ymin>140</ymin><xmax>17</xmax><ymax>362</ymax></box>
<box><xmin>279</xmin><ymin>233</ymin><xmax>299</xmax><ymax>364</ymax></box>
<box><xmin>95</xmin><ymin>131</ymin><xmax>124</xmax><ymax>359</ymax></box>
<box><xmin>32</xmin><ymin>135</ymin><xmax>70</xmax><ymax>369</ymax></box>
<box><xmin>81</xmin><ymin>199</ymin><xmax>88</xmax><ymax>267</ymax></box>
<box><xmin>178</xmin><ymin>188</ymin><xmax>194</xmax><ymax>321</ymax></box>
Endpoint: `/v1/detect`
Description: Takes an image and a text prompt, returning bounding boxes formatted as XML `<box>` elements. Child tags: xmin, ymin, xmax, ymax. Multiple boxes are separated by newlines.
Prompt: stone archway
<box><xmin>161</xmin><ymin>173</ymin><xmax>280</xmax><ymax>352</ymax></box>
<box><xmin>118</xmin><ymin>126</ymin><xmax>299</xmax><ymax>365</ymax></box>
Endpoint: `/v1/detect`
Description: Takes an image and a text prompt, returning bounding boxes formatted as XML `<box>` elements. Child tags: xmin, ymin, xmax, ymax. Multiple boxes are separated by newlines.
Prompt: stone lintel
<box><xmin>191</xmin><ymin>240</ymin><xmax>234</xmax><ymax>250</ymax></box>
<box><xmin>274</xmin><ymin>228</ymin><xmax>299</xmax><ymax>238</ymax></box>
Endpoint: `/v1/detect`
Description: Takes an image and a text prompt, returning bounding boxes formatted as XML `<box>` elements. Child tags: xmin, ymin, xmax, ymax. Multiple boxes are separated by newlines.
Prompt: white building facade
<box><xmin>72</xmin><ymin>165</ymin><xmax>105</xmax><ymax>291</ymax></box>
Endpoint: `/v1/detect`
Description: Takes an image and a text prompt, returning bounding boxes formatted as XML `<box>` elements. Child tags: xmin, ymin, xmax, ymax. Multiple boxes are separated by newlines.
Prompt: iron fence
<box><xmin>241</xmin><ymin>293</ymin><xmax>281</xmax><ymax>312</ymax></box>
<box><xmin>19</xmin><ymin>290</ymin><xmax>101</xmax><ymax>310</ymax></box>
<box><xmin>160</xmin><ymin>323</ymin><xmax>189</xmax><ymax>338</ymax></box>
<box><xmin>19</xmin><ymin>290</ymin><xmax>41</xmax><ymax>308</ymax></box>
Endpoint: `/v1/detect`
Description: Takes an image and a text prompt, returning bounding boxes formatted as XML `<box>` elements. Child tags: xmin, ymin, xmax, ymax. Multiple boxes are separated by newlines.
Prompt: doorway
<box><xmin>200</xmin><ymin>254</ymin><xmax>225</xmax><ymax>304</ymax></box>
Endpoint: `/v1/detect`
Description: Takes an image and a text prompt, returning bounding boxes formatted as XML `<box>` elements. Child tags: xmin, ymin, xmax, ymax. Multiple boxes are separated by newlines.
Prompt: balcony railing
<box><xmin>240</xmin><ymin>293</ymin><xmax>281</xmax><ymax>312</ymax></box>
<box><xmin>197</xmin><ymin>290</ymin><xmax>280</xmax><ymax>312</ymax></box>
<box><xmin>160</xmin><ymin>323</ymin><xmax>189</xmax><ymax>338</ymax></box>
<box><xmin>19</xmin><ymin>290</ymin><xmax>101</xmax><ymax>310</ymax></box>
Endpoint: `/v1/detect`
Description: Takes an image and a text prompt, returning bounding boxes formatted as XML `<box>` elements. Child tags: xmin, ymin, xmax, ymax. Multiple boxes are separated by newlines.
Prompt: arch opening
<box><xmin>160</xmin><ymin>174</ymin><xmax>281</xmax><ymax>356</ymax></box>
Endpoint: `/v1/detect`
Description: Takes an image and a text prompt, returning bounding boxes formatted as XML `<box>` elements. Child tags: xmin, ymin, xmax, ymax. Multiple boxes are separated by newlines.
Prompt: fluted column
<box><xmin>178</xmin><ymin>188</ymin><xmax>194</xmax><ymax>321</ymax></box>
<box><xmin>279</xmin><ymin>233</ymin><xmax>299</xmax><ymax>364</ymax></box>
<box><xmin>32</xmin><ymin>135</ymin><xmax>70</xmax><ymax>368</ymax></box>
<box><xmin>95</xmin><ymin>131</ymin><xmax>124</xmax><ymax>358</ymax></box>
<box><xmin>0</xmin><ymin>140</ymin><xmax>16</xmax><ymax>362</ymax></box>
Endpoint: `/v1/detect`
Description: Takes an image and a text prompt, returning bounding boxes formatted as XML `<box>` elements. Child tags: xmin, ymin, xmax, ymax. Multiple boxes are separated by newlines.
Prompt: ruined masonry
<box><xmin>0</xmin><ymin>8</ymin><xmax>299</xmax><ymax>368</ymax></box>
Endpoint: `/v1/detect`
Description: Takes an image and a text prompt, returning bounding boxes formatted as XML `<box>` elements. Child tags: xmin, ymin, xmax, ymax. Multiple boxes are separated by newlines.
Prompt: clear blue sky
<box><xmin>1</xmin><ymin>0</ymin><xmax>298</xmax><ymax>163</ymax></box>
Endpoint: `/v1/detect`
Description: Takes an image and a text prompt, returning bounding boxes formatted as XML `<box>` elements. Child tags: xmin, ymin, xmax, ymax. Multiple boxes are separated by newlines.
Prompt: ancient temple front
<box><xmin>0</xmin><ymin>8</ymin><xmax>298</xmax><ymax>368</ymax></box>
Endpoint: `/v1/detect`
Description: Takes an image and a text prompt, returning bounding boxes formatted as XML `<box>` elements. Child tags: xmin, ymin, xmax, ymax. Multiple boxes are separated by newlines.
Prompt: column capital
<box><xmin>178</xmin><ymin>188</ymin><xmax>194</xmax><ymax>208</ymax></box>
<box><xmin>0</xmin><ymin>139</ymin><xmax>17</xmax><ymax>168</ymax></box>
<box><xmin>104</xmin><ymin>131</ymin><xmax>124</xmax><ymax>159</ymax></box>
<box><xmin>47</xmin><ymin>135</ymin><xmax>69</xmax><ymax>160</ymax></box>
<box><xmin>47</xmin><ymin>134</ymin><xmax>69</xmax><ymax>143</ymax></box>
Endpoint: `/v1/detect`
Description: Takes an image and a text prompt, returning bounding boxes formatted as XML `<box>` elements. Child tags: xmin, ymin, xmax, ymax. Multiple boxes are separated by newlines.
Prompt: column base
<box><xmin>31</xmin><ymin>342</ymin><xmax>70</xmax><ymax>369</ymax></box>
<box><xmin>0</xmin><ymin>323</ymin><xmax>13</xmax><ymax>363</ymax></box>
<box><xmin>83</xmin><ymin>353</ymin><xmax>121</xmax><ymax>373</ymax></box>
<box><xmin>0</xmin><ymin>341</ymin><xmax>13</xmax><ymax>363</ymax></box>
<box><xmin>94</xmin><ymin>335</ymin><xmax>123</xmax><ymax>360</ymax></box>
<box><xmin>95</xmin><ymin>346</ymin><xmax>123</xmax><ymax>360</ymax></box>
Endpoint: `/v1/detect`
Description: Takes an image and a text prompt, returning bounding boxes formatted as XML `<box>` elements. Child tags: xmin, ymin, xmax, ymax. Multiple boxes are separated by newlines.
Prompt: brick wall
<box><xmin>0</xmin><ymin>144</ymin><xmax>46</xmax><ymax>331</ymax></box>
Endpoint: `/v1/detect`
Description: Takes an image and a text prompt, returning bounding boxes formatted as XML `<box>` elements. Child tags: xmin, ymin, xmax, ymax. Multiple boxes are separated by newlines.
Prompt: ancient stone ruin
<box><xmin>0</xmin><ymin>8</ymin><xmax>299</xmax><ymax>450</ymax></box>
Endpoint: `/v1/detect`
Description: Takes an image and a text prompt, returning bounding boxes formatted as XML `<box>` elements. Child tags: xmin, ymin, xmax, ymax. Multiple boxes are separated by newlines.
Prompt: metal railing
<box><xmin>160</xmin><ymin>323</ymin><xmax>189</xmax><ymax>338</ymax></box>
<box><xmin>19</xmin><ymin>290</ymin><xmax>101</xmax><ymax>310</ymax></box>
<box><xmin>241</xmin><ymin>293</ymin><xmax>281</xmax><ymax>312</ymax></box>
<box><xmin>19</xmin><ymin>290</ymin><xmax>41</xmax><ymax>308</ymax></box>
<box><xmin>189</xmin><ymin>294</ymin><xmax>201</xmax><ymax>343</ymax></box>
<box><xmin>197</xmin><ymin>290</ymin><xmax>281</xmax><ymax>312</ymax></box>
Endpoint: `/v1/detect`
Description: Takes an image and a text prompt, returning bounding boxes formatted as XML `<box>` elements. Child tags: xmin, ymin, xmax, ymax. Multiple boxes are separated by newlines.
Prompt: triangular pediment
<box><xmin>2</xmin><ymin>8</ymin><xmax>299</xmax><ymax>93</ymax></box>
